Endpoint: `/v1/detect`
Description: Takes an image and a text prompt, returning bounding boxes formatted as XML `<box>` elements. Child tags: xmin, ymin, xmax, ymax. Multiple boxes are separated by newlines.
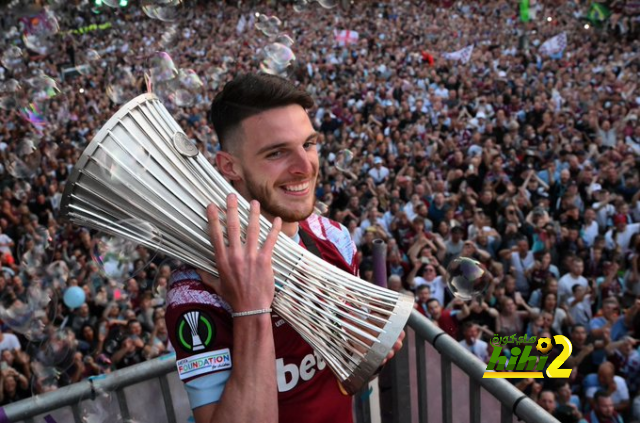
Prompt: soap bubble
<box><xmin>293</xmin><ymin>0</ymin><xmax>309</xmax><ymax>12</ymax></box>
<box><xmin>207</xmin><ymin>66</ymin><xmax>226</xmax><ymax>90</ymax></box>
<box><xmin>22</xmin><ymin>33</ymin><xmax>52</xmax><ymax>55</ymax></box>
<box><xmin>106</xmin><ymin>67</ymin><xmax>137</xmax><ymax>104</ymax></box>
<box><xmin>142</xmin><ymin>0</ymin><xmax>190</xmax><ymax>22</ymax></box>
<box><xmin>76</xmin><ymin>49</ymin><xmax>101</xmax><ymax>75</ymax></box>
<box><xmin>159</xmin><ymin>24</ymin><xmax>180</xmax><ymax>48</ymax></box>
<box><xmin>335</xmin><ymin>149</ymin><xmax>354</xmax><ymax>172</ymax></box>
<box><xmin>91</xmin><ymin>219</ymin><xmax>162</xmax><ymax>282</ymax></box>
<box><xmin>1</xmin><ymin>46</ymin><xmax>24</xmax><ymax>69</ymax></box>
<box><xmin>275</xmin><ymin>33</ymin><xmax>295</xmax><ymax>47</ymax></box>
<box><xmin>0</xmin><ymin>285</ymin><xmax>54</xmax><ymax>340</ymax></box>
<box><xmin>101</xmin><ymin>0</ymin><xmax>121</xmax><ymax>7</ymax></box>
<box><xmin>255</xmin><ymin>14</ymin><xmax>281</xmax><ymax>37</ymax></box>
<box><xmin>23</xmin><ymin>8</ymin><xmax>60</xmax><ymax>37</ymax></box>
<box><xmin>314</xmin><ymin>0</ymin><xmax>338</xmax><ymax>9</ymax></box>
<box><xmin>445</xmin><ymin>257</ymin><xmax>492</xmax><ymax>301</ymax></box>
<box><xmin>264</xmin><ymin>42</ymin><xmax>295</xmax><ymax>66</ymax></box>
<box><xmin>46</xmin><ymin>260</ymin><xmax>70</xmax><ymax>289</ymax></box>
<box><xmin>259</xmin><ymin>58</ymin><xmax>292</xmax><ymax>77</ymax></box>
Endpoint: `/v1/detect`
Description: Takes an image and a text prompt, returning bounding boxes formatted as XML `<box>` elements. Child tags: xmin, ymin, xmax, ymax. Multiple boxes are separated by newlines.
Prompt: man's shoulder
<box><xmin>301</xmin><ymin>214</ymin><xmax>356</xmax><ymax>266</ymax></box>
<box><xmin>167</xmin><ymin>267</ymin><xmax>232</xmax><ymax>313</ymax></box>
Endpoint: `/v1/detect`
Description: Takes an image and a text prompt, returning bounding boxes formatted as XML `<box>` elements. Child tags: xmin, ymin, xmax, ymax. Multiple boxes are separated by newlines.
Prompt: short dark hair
<box><xmin>208</xmin><ymin>73</ymin><xmax>314</xmax><ymax>151</ymax></box>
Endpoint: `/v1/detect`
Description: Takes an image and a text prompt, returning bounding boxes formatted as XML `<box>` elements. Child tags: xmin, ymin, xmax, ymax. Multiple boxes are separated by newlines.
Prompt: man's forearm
<box><xmin>208</xmin><ymin>315</ymin><xmax>278</xmax><ymax>423</ymax></box>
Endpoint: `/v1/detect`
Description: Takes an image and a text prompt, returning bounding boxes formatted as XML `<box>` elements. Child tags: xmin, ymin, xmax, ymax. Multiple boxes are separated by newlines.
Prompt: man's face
<box><xmin>225</xmin><ymin>105</ymin><xmax>319</xmax><ymax>223</ymax></box>
<box><xmin>597</xmin><ymin>396</ymin><xmax>615</xmax><ymax>417</ymax></box>
<box><xmin>572</xmin><ymin>260</ymin><xmax>584</xmax><ymax>276</ymax></box>
<box><xmin>427</xmin><ymin>302</ymin><xmax>441</xmax><ymax>319</ymax></box>
<box><xmin>539</xmin><ymin>392</ymin><xmax>555</xmax><ymax>413</ymax></box>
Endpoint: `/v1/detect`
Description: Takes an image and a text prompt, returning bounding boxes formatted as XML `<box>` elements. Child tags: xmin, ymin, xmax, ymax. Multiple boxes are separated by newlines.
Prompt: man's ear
<box><xmin>215</xmin><ymin>151</ymin><xmax>243</xmax><ymax>181</ymax></box>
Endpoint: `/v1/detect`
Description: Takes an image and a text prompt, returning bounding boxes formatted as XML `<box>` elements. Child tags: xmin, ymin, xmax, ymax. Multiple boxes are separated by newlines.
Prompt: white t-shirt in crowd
<box><xmin>581</xmin><ymin>221</ymin><xmax>599</xmax><ymax>248</ymax></box>
<box><xmin>0</xmin><ymin>333</ymin><xmax>21</xmax><ymax>352</ymax></box>
<box><xmin>459</xmin><ymin>338</ymin><xmax>489</xmax><ymax>362</ymax></box>
<box><xmin>558</xmin><ymin>273</ymin><xmax>589</xmax><ymax>304</ymax></box>
<box><xmin>414</xmin><ymin>275</ymin><xmax>445</xmax><ymax>305</ymax></box>
<box><xmin>605</xmin><ymin>223</ymin><xmax>640</xmax><ymax>254</ymax></box>
<box><xmin>586</xmin><ymin>376</ymin><xmax>629</xmax><ymax>407</ymax></box>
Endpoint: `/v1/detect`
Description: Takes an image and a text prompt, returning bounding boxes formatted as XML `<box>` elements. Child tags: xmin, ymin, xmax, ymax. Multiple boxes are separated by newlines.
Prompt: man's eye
<box><xmin>267</xmin><ymin>151</ymin><xmax>283</xmax><ymax>159</ymax></box>
<box><xmin>304</xmin><ymin>141</ymin><xmax>317</xmax><ymax>150</ymax></box>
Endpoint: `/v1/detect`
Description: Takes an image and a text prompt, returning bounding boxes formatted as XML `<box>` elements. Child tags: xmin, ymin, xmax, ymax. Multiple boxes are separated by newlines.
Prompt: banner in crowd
<box><xmin>334</xmin><ymin>29</ymin><xmax>359</xmax><ymax>46</ymax></box>
<box><xmin>59</xmin><ymin>22</ymin><xmax>112</xmax><ymax>36</ymax></box>
<box><xmin>520</xmin><ymin>0</ymin><xmax>530</xmax><ymax>22</ymax></box>
<box><xmin>587</xmin><ymin>2</ymin><xmax>611</xmax><ymax>24</ymax></box>
<box><xmin>442</xmin><ymin>45</ymin><xmax>474</xmax><ymax>64</ymax></box>
<box><xmin>539</xmin><ymin>32</ymin><xmax>567</xmax><ymax>56</ymax></box>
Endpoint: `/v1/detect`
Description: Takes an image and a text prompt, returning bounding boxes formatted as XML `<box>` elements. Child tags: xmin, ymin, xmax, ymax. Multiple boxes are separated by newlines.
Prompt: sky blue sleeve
<box><xmin>184</xmin><ymin>370</ymin><xmax>231</xmax><ymax>409</ymax></box>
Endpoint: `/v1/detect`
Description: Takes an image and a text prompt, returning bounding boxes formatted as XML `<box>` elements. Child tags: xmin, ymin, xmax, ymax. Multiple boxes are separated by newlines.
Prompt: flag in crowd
<box><xmin>334</xmin><ymin>29</ymin><xmax>359</xmax><ymax>46</ymax></box>
<box><xmin>236</xmin><ymin>14</ymin><xmax>247</xmax><ymax>34</ymax></box>
<box><xmin>520</xmin><ymin>0</ymin><xmax>530</xmax><ymax>22</ymax></box>
<box><xmin>539</xmin><ymin>32</ymin><xmax>567</xmax><ymax>56</ymax></box>
<box><xmin>587</xmin><ymin>2</ymin><xmax>611</xmax><ymax>24</ymax></box>
<box><xmin>442</xmin><ymin>45</ymin><xmax>474</xmax><ymax>64</ymax></box>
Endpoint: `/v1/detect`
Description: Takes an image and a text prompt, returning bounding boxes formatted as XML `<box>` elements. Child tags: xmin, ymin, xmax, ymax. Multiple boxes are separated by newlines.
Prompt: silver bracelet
<box><xmin>231</xmin><ymin>308</ymin><xmax>273</xmax><ymax>318</ymax></box>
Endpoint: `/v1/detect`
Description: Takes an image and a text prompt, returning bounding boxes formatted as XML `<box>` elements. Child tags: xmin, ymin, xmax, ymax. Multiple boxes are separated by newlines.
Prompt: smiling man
<box><xmin>165</xmin><ymin>74</ymin><xmax>402</xmax><ymax>423</ymax></box>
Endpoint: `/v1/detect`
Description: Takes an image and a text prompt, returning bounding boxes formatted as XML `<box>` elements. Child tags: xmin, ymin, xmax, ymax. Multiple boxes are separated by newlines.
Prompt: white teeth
<box><xmin>283</xmin><ymin>182</ymin><xmax>309</xmax><ymax>192</ymax></box>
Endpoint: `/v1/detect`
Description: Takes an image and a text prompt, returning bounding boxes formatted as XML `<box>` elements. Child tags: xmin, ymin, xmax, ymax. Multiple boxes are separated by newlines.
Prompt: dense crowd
<box><xmin>0</xmin><ymin>0</ymin><xmax>639</xmax><ymax>421</ymax></box>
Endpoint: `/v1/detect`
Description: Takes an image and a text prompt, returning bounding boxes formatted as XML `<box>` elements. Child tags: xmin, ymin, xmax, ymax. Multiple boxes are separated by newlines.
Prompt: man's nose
<box><xmin>289</xmin><ymin>148</ymin><xmax>314</xmax><ymax>176</ymax></box>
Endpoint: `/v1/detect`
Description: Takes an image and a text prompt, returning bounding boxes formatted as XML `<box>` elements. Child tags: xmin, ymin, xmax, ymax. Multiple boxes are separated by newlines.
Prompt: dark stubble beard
<box><xmin>243</xmin><ymin>172</ymin><xmax>316</xmax><ymax>223</ymax></box>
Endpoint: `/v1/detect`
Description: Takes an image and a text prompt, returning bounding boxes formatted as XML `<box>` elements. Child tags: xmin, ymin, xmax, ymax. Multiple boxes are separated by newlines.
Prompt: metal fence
<box><xmin>1</xmin><ymin>312</ymin><xmax>558</xmax><ymax>423</ymax></box>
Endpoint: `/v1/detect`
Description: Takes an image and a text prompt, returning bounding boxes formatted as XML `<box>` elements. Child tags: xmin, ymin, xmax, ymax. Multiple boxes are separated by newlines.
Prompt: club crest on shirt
<box><xmin>176</xmin><ymin>310</ymin><xmax>215</xmax><ymax>352</ymax></box>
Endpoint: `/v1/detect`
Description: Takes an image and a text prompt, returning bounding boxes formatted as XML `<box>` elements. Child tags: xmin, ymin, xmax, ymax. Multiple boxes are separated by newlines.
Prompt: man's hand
<box><xmin>382</xmin><ymin>330</ymin><xmax>405</xmax><ymax>365</ymax></box>
<box><xmin>202</xmin><ymin>195</ymin><xmax>281</xmax><ymax>313</ymax></box>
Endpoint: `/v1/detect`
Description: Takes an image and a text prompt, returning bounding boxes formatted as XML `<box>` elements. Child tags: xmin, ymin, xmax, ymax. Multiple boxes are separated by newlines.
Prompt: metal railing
<box><xmin>1</xmin><ymin>312</ymin><xmax>558</xmax><ymax>423</ymax></box>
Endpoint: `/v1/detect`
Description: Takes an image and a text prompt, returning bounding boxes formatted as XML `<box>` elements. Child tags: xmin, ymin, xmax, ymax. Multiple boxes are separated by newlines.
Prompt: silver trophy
<box><xmin>60</xmin><ymin>93</ymin><xmax>414</xmax><ymax>394</ymax></box>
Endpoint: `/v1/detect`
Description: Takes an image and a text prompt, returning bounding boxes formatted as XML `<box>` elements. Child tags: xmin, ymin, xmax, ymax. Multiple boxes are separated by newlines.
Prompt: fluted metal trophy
<box><xmin>59</xmin><ymin>93</ymin><xmax>413</xmax><ymax>394</ymax></box>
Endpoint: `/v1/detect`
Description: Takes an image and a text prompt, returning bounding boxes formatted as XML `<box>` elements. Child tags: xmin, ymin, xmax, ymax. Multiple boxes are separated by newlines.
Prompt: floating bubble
<box><xmin>172</xmin><ymin>68</ymin><xmax>203</xmax><ymax>107</ymax></box>
<box><xmin>101</xmin><ymin>0</ymin><xmax>120</xmax><ymax>7</ymax></box>
<box><xmin>1</xmin><ymin>46</ymin><xmax>23</xmax><ymax>69</ymax></box>
<box><xmin>264</xmin><ymin>42</ymin><xmax>296</xmax><ymax>66</ymax></box>
<box><xmin>106</xmin><ymin>68</ymin><xmax>137</xmax><ymax>104</ymax></box>
<box><xmin>335</xmin><ymin>149</ymin><xmax>354</xmax><ymax>172</ymax></box>
<box><xmin>30</xmin><ymin>327</ymin><xmax>77</xmax><ymax>394</ymax></box>
<box><xmin>0</xmin><ymin>96</ymin><xmax>19</xmax><ymax>110</ymax></box>
<box><xmin>22</xmin><ymin>8</ymin><xmax>60</xmax><ymax>37</ymax></box>
<box><xmin>46</xmin><ymin>260</ymin><xmax>69</xmax><ymax>289</ymax></box>
<box><xmin>445</xmin><ymin>257</ymin><xmax>492</xmax><ymax>301</ymax></box>
<box><xmin>142</xmin><ymin>0</ymin><xmax>188</xmax><ymax>22</ymax></box>
<box><xmin>0</xmin><ymin>285</ymin><xmax>52</xmax><ymax>339</ymax></box>
<box><xmin>148</xmin><ymin>51</ymin><xmax>178</xmax><ymax>87</ymax></box>
<box><xmin>91</xmin><ymin>219</ymin><xmax>162</xmax><ymax>282</ymax></box>
<box><xmin>315</xmin><ymin>0</ymin><xmax>338</xmax><ymax>9</ymax></box>
<box><xmin>22</xmin><ymin>34</ymin><xmax>51</xmax><ymax>55</ymax></box>
<box><xmin>76</xmin><ymin>49</ymin><xmax>101</xmax><ymax>75</ymax></box>
<box><xmin>255</xmin><ymin>14</ymin><xmax>281</xmax><ymax>37</ymax></box>
<box><xmin>275</xmin><ymin>33</ymin><xmax>295</xmax><ymax>47</ymax></box>
<box><xmin>160</xmin><ymin>24</ymin><xmax>180</xmax><ymax>48</ymax></box>
<box><xmin>259</xmin><ymin>57</ymin><xmax>291</xmax><ymax>77</ymax></box>
<box><xmin>293</xmin><ymin>0</ymin><xmax>309</xmax><ymax>12</ymax></box>
<box><xmin>207</xmin><ymin>66</ymin><xmax>226</xmax><ymax>90</ymax></box>
<box><xmin>1</xmin><ymin>79</ymin><xmax>22</xmax><ymax>93</ymax></box>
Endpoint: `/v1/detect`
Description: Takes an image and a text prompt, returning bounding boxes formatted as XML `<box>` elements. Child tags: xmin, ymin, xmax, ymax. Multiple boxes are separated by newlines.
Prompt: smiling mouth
<box><xmin>281</xmin><ymin>181</ymin><xmax>310</xmax><ymax>194</ymax></box>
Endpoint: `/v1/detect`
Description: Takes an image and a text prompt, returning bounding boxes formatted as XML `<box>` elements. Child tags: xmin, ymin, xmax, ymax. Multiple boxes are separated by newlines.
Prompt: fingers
<box><xmin>262</xmin><ymin>216</ymin><xmax>282</xmax><ymax>254</ymax></box>
<box><xmin>207</xmin><ymin>204</ymin><xmax>227</xmax><ymax>266</ymax></box>
<box><xmin>225</xmin><ymin>194</ymin><xmax>241</xmax><ymax>250</ymax></box>
<box><xmin>245</xmin><ymin>200</ymin><xmax>261</xmax><ymax>252</ymax></box>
